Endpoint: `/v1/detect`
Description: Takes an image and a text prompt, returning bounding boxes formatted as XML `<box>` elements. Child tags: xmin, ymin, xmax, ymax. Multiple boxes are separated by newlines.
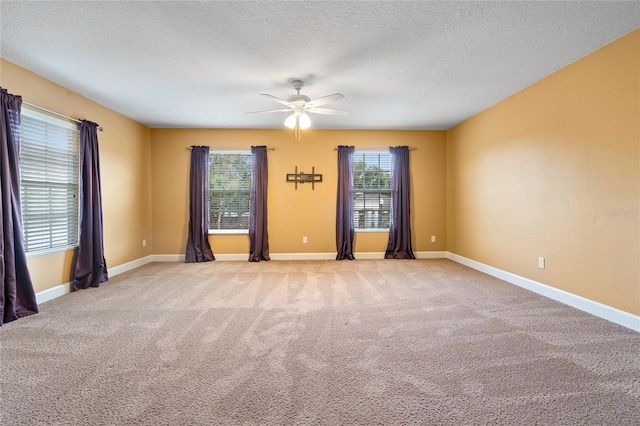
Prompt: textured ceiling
<box><xmin>1</xmin><ymin>1</ymin><xmax>639</xmax><ymax>130</ymax></box>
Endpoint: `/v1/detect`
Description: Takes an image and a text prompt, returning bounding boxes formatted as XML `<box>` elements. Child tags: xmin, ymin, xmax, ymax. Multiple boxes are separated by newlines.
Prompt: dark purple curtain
<box><xmin>73</xmin><ymin>120</ymin><xmax>108</xmax><ymax>290</ymax></box>
<box><xmin>336</xmin><ymin>145</ymin><xmax>355</xmax><ymax>260</ymax></box>
<box><xmin>248</xmin><ymin>146</ymin><xmax>270</xmax><ymax>262</ymax></box>
<box><xmin>185</xmin><ymin>146</ymin><xmax>215</xmax><ymax>263</ymax></box>
<box><xmin>0</xmin><ymin>88</ymin><xmax>38</xmax><ymax>325</ymax></box>
<box><xmin>385</xmin><ymin>146</ymin><xmax>415</xmax><ymax>259</ymax></box>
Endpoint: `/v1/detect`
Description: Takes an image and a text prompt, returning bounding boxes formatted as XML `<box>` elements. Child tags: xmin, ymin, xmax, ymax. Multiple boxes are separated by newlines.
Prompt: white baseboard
<box><xmin>36</xmin><ymin>255</ymin><xmax>155</xmax><ymax>304</ymax></box>
<box><xmin>348</xmin><ymin>251</ymin><xmax>447</xmax><ymax>259</ymax></box>
<box><xmin>150</xmin><ymin>254</ymin><xmax>253</xmax><ymax>261</ymax></box>
<box><xmin>150</xmin><ymin>251</ymin><xmax>446</xmax><ymax>261</ymax></box>
<box><xmin>152</xmin><ymin>254</ymin><xmax>185</xmax><ymax>262</ymax></box>
<box><xmin>189</xmin><ymin>251</ymin><xmax>447</xmax><ymax>262</ymax></box>
<box><xmin>34</xmin><ymin>250</ymin><xmax>444</xmax><ymax>303</ymax></box>
<box><xmin>37</xmin><ymin>251</ymin><xmax>637</xmax><ymax>332</ymax></box>
<box><xmin>446</xmin><ymin>252</ymin><xmax>640</xmax><ymax>333</ymax></box>
<box><xmin>36</xmin><ymin>283</ymin><xmax>70</xmax><ymax>304</ymax></box>
<box><xmin>269</xmin><ymin>252</ymin><xmax>337</xmax><ymax>260</ymax></box>
<box><xmin>108</xmin><ymin>255</ymin><xmax>154</xmax><ymax>276</ymax></box>
<box><xmin>353</xmin><ymin>252</ymin><xmax>384</xmax><ymax>260</ymax></box>
<box><xmin>416</xmin><ymin>251</ymin><xmax>448</xmax><ymax>259</ymax></box>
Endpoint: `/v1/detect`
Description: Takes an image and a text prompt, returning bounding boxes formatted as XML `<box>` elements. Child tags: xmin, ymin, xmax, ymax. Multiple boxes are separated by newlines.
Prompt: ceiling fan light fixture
<box><xmin>299</xmin><ymin>113</ymin><xmax>311</xmax><ymax>129</ymax></box>
<box><xmin>248</xmin><ymin>79</ymin><xmax>346</xmax><ymax>139</ymax></box>
<box><xmin>284</xmin><ymin>113</ymin><xmax>296</xmax><ymax>129</ymax></box>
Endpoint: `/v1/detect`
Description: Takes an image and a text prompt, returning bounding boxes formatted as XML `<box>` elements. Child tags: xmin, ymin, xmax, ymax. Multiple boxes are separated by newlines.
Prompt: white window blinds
<box><xmin>19</xmin><ymin>110</ymin><xmax>80</xmax><ymax>254</ymax></box>
<box><xmin>353</xmin><ymin>151</ymin><xmax>391</xmax><ymax>230</ymax></box>
<box><xmin>209</xmin><ymin>151</ymin><xmax>252</xmax><ymax>231</ymax></box>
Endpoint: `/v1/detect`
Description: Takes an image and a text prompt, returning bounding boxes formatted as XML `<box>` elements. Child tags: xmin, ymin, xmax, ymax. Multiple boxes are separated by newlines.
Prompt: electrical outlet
<box><xmin>538</xmin><ymin>257</ymin><xmax>545</xmax><ymax>269</ymax></box>
<box><xmin>142</xmin><ymin>239</ymin><xmax>146</xmax><ymax>247</ymax></box>
<box><xmin>431</xmin><ymin>235</ymin><xmax>436</xmax><ymax>243</ymax></box>
<box><xmin>303</xmin><ymin>236</ymin><xmax>308</xmax><ymax>244</ymax></box>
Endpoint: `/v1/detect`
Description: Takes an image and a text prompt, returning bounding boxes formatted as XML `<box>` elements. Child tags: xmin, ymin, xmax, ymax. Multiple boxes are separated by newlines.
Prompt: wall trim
<box><xmin>269</xmin><ymin>252</ymin><xmax>337</xmax><ymax>260</ymax></box>
<box><xmin>147</xmin><ymin>251</ymin><xmax>447</xmax><ymax>261</ymax></box>
<box><xmin>150</xmin><ymin>254</ymin><xmax>251</xmax><ymax>261</ymax></box>
<box><xmin>152</xmin><ymin>254</ymin><xmax>185</xmax><ymax>262</ymax></box>
<box><xmin>108</xmin><ymin>255</ymin><xmax>154</xmax><ymax>276</ymax></box>
<box><xmin>38</xmin><ymin>251</ymin><xmax>637</xmax><ymax>332</ymax></box>
<box><xmin>446</xmin><ymin>252</ymin><xmax>640</xmax><ymax>333</ymax></box>
<box><xmin>36</xmin><ymin>255</ymin><xmax>155</xmax><ymax>305</ymax></box>
<box><xmin>36</xmin><ymin>283</ymin><xmax>70</xmax><ymax>304</ymax></box>
<box><xmin>416</xmin><ymin>251</ymin><xmax>448</xmax><ymax>259</ymax></box>
<box><xmin>37</xmin><ymin>251</ymin><xmax>443</xmax><ymax>303</ymax></box>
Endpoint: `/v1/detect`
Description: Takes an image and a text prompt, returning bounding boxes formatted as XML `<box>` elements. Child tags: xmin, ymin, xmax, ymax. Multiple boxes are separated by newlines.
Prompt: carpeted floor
<box><xmin>1</xmin><ymin>259</ymin><xmax>638</xmax><ymax>425</ymax></box>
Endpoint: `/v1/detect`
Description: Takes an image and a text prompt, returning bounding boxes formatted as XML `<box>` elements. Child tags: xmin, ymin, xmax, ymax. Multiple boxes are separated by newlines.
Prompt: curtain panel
<box><xmin>385</xmin><ymin>146</ymin><xmax>416</xmax><ymax>259</ymax></box>
<box><xmin>185</xmin><ymin>146</ymin><xmax>215</xmax><ymax>263</ymax></box>
<box><xmin>73</xmin><ymin>120</ymin><xmax>109</xmax><ymax>289</ymax></box>
<box><xmin>336</xmin><ymin>145</ymin><xmax>355</xmax><ymax>260</ymax></box>
<box><xmin>248</xmin><ymin>146</ymin><xmax>270</xmax><ymax>262</ymax></box>
<box><xmin>0</xmin><ymin>88</ymin><xmax>38</xmax><ymax>325</ymax></box>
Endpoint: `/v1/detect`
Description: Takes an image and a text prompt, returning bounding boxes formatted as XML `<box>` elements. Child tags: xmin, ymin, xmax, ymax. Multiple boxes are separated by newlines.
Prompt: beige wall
<box><xmin>446</xmin><ymin>30</ymin><xmax>639</xmax><ymax>315</ymax></box>
<box><xmin>0</xmin><ymin>59</ymin><xmax>153</xmax><ymax>293</ymax></box>
<box><xmin>3</xmin><ymin>29</ymin><xmax>638</xmax><ymax>318</ymax></box>
<box><xmin>150</xmin><ymin>129</ymin><xmax>447</xmax><ymax>255</ymax></box>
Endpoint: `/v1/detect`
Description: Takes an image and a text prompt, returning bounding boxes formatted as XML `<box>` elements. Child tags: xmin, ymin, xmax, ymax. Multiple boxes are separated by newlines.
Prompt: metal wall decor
<box><xmin>286</xmin><ymin>166</ymin><xmax>323</xmax><ymax>190</ymax></box>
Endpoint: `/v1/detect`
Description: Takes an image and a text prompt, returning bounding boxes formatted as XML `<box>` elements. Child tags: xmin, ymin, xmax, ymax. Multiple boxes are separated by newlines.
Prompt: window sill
<box><xmin>355</xmin><ymin>228</ymin><xmax>389</xmax><ymax>233</ymax></box>
<box><xmin>209</xmin><ymin>229</ymin><xmax>249</xmax><ymax>235</ymax></box>
<box><xmin>26</xmin><ymin>245</ymin><xmax>78</xmax><ymax>258</ymax></box>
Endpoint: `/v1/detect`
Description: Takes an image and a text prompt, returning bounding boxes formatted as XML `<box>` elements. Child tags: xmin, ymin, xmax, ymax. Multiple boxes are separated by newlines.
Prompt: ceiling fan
<box><xmin>247</xmin><ymin>79</ymin><xmax>348</xmax><ymax>139</ymax></box>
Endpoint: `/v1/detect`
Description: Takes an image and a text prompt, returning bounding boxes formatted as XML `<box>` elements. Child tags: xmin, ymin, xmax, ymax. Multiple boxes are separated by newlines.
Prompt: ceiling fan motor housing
<box><xmin>246</xmin><ymin>78</ymin><xmax>347</xmax><ymax>121</ymax></box>
<box><xmin>288</xmin><ymin>96</ymin><xmax>310</xmax><ymax>105</ymax></box>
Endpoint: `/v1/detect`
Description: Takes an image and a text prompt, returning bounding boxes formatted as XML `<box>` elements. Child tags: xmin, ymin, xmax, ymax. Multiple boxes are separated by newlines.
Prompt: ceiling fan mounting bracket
<box><xmin>290</xmin><ymin>79</ymin><xmax>305</xmax><ymax>93</ymax></box>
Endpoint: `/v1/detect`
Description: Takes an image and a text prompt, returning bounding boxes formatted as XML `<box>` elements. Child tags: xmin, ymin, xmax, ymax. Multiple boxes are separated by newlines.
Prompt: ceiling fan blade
<box><xmin>305</xmin><ymin>93</ymin><xmax>345</xmax><ymax>108</ymax></box>
<box><xmin>306</xmin><ymin>107</ymin><xmax>349</xmax><ymax>116</ymax></box>
<box><xmin>260</xmin><ymin>94</ymin><xmax>293</xmax><ymax>107</ymax></box>
<box><xmin>245</xmin><ymin>108</ymin><xmax>291</xmax><ymax>114</ymax></box>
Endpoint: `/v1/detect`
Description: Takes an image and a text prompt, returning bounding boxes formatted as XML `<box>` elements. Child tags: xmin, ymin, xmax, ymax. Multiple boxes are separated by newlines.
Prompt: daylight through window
<box><xmin>209</xmin><ymin>151</ymin><xmax>252</xmax><ymax>232</ymax></box>
<box><xmin>19</xmin><ymin>109</ymin><xmax>80</xmax><ymax>254</ymax></box>
<box><xmin>353</xmin><ymin>151</ymin><xmax>391</xmax><ymax>230</ymax></box>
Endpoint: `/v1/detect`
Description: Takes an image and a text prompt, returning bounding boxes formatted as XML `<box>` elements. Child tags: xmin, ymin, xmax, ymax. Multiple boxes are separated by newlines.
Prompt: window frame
<box><xmin>208</xmin><ymin>149</ymin><xmax>252</xmax><ymax>235</ymax></box>
<box><xmin>353</xmin><ymin>149</ymin><xmax>391</xmax><ymax>232</ymax></box>
<box><xmin>19</xmin><ymin>108</ymin><xmax>81</xmax><ymax>256</ymax></box>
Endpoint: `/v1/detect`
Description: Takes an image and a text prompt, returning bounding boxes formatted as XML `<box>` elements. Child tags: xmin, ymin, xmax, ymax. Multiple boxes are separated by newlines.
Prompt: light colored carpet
<box><xmin>1</xmin><ymin>259</ymin><xmax>638</xmax><ymax>425</ymax></box>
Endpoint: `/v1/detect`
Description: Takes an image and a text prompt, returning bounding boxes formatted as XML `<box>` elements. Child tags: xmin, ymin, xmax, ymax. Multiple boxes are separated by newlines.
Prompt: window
<box><xmin>19</xmin><ymin>109</ymin><xmax>80</xmax><ymax>254</ymax></box>
<box><xmin>353</xmin><ymin>151</ymin><xmax>391</xmax><ymax>230</ymax></box>
<box><xmin>209</xmin><ymin>151</ymin><xmax>252</xmax><ymax>232</ymax></box>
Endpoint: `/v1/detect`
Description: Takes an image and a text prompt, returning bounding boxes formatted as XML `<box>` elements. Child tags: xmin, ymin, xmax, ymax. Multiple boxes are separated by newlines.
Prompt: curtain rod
<box><xmin>333</xmin><ymin>146</ymin><xmax>417</xmax><ymax>150</ymax></box>
<box><xmin>22</xmin><ymin>101</ymin><xmax>104</xmax><ymax>132</ymax></box>
<box><xmin>186</xmin><ymin>146</ymin><xmax>275</xmax><ymax>151</ymax></box>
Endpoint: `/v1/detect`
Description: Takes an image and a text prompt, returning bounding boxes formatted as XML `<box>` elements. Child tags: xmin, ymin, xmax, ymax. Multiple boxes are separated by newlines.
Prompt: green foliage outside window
<box><xmin>353</xmin><ymin>153</ymin><xmax>391</xmax><ymax>229</ymax></box>
<box><xmin>354</xmin><ymin>160</ymin><xmax>391</xmax><ymax>190</ymax></box>
<box><xmin>209</xmin><ymin>153</ymin><xmax>252</xmax><ymax>230</ymax></box>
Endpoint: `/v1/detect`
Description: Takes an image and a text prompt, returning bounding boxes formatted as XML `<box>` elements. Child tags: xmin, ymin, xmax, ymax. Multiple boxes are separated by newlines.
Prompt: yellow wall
<box><xmin>2</xmin><ymin>29</ymin><xmax>638</xmax><ymax>319</ymax></box>
<box><xmin>446</xmin><ymin>30</ymin><xmax>639</xmax><ymax>315</ymax></box>
<box><xmin>0</xmin><ymin>59</ymin><xmax>153</xmax><ymax>293</ymax></box>
<box><xmin>150</xmin><ymin>129</ymin><xmax>447</xmax><ymax>255</ymax></box>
